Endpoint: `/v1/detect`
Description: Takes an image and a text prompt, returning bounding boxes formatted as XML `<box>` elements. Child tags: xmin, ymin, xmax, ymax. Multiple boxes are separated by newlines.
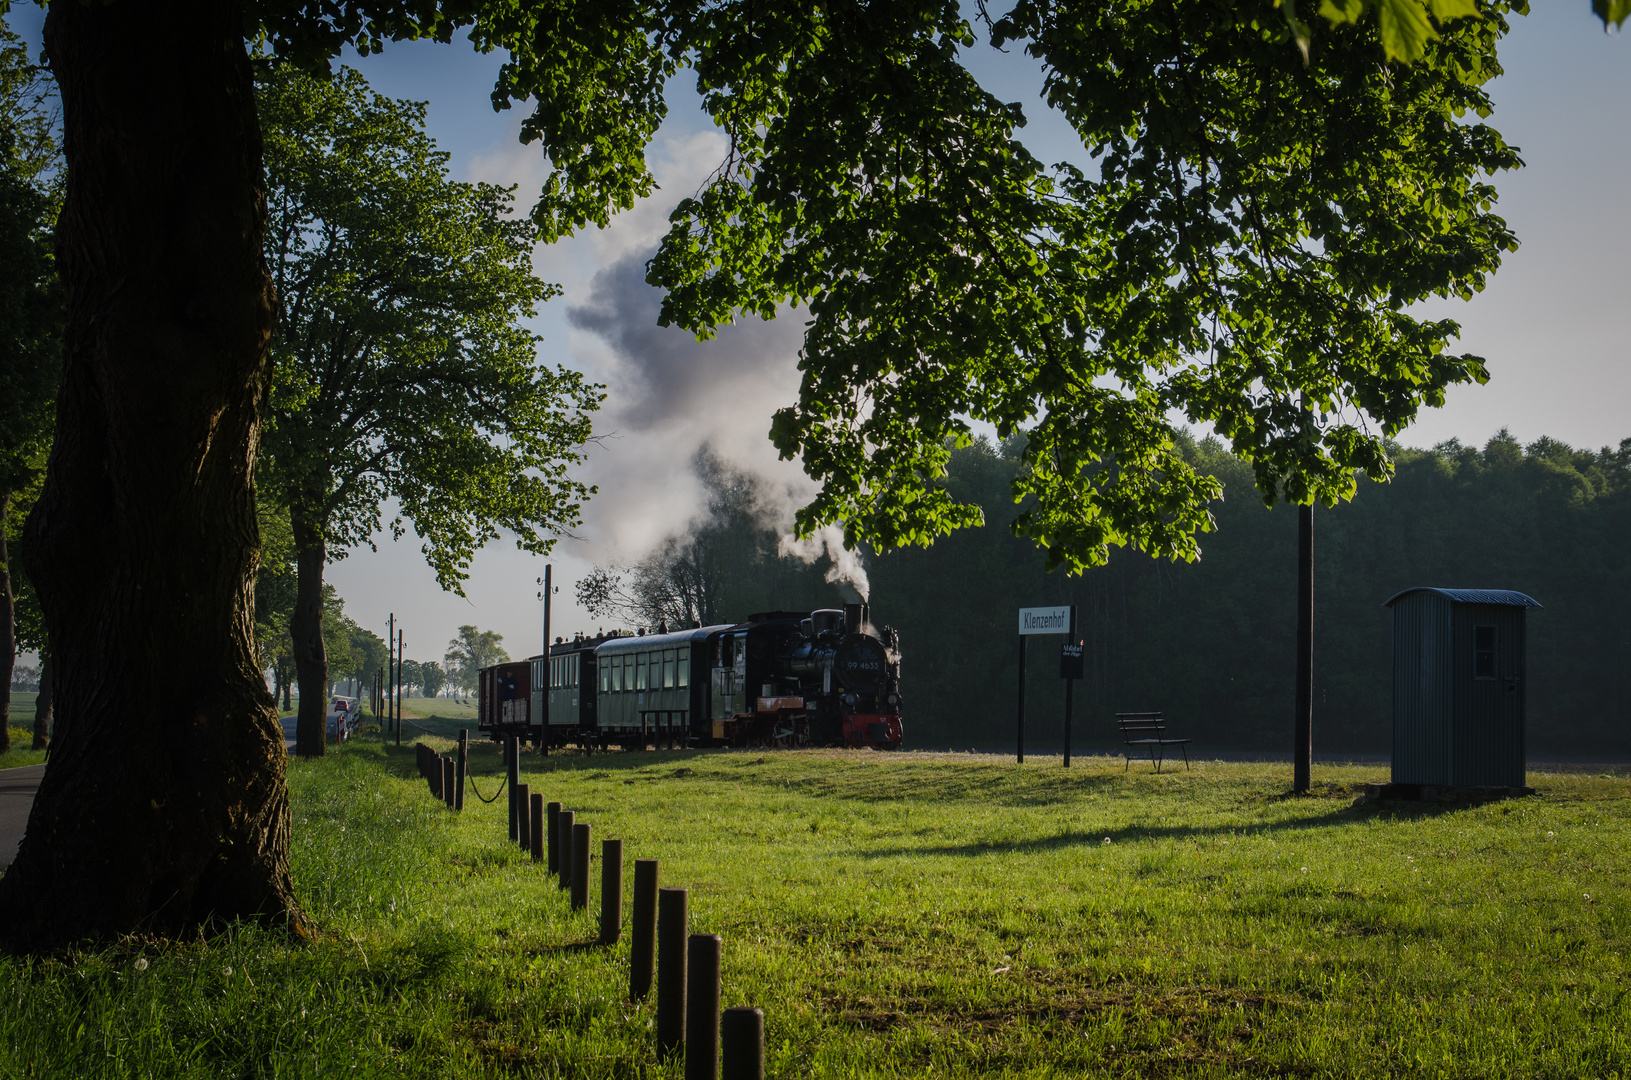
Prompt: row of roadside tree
<box><xmin>0</xmin><ymin>33</ymin><xmax>594</xmax><ymax>756</ymax></box>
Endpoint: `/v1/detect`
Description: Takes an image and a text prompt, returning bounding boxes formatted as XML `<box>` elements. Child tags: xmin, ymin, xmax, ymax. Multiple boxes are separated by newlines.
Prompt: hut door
<box><xmin>1455</xmin><ymin>607</ymin><xmax>1525</xmax><ymax>787</ymax></box>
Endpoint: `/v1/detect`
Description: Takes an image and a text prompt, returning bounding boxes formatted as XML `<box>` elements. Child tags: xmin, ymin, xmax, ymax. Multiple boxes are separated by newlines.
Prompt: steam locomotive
<box><xmin>477</xmin><ymin>602</ymin><xmax>903</xmax><ymax>751</ymax></box>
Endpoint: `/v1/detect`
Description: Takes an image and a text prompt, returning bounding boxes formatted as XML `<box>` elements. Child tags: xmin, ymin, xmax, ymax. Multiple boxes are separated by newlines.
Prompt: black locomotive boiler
<box><xmin>477</xmin><ymin>602</ymin><xmax>902</xmax><ymax>751</ymax></box>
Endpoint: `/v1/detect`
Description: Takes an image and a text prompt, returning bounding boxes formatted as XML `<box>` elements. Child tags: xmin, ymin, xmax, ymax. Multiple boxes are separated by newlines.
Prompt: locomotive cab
<box><xmin>706</xmin><ymin>607</ymin><xmax>903</xmax><ymax>750</ymax></box>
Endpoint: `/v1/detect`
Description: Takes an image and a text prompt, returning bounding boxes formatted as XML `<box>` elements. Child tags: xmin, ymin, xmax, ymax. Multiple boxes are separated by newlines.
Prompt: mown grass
<box><xmin>0</xmin><ymin>735</ymin><xmax>1629</xmax><ymax>1077</ymax></box>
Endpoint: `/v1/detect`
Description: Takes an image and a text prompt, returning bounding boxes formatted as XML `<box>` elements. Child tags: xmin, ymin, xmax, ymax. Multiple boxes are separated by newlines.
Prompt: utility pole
<box><xmin>1294</xmin><ymin>504</ymin><xmax>1313</xmax><ymax>793</ymax></box>
<box><xmin>387</xmin><ymin>613</ymin><xmax>395</xmax><ymax>736</ymax></box>
<box><xmin>537</xmin><ymin>564</ymin><xmax>552</xmax><ymax>753</ymax></box>
<box><xmin>396</xmin><ymin>628</ymin><xmax>404</xmax><ymax>746</ymax></box>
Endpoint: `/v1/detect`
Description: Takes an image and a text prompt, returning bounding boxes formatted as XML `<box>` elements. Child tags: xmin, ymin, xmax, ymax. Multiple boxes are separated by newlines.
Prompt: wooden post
<box><xmin>600</xmin><ymin>838</ymin><xmax>623</xmax><ymax>944</ymax></box>
<box><xmin>529</xmin><ymin>793</ymin><xmax>544</xmax><ymax>862</ymax></box>
<box><xmin>557</xmin><ymin>810</ymin><xmax>574</xmax><ymax>892</ymax></box>
<box><xmin>685</xmin><ymin>934</ymin><xmax>722</xmax><ymax>1080</ymax></box>
<box><xmin>455</xmin><ymin>729</ymin><xmax>467</xmax><ymax>811</ymax></box>
<box><xmin>630</xmin><ymin>858</ymin><xmax>659</xmax><ymax>1000</ymax></box>
<box><xmin>515</xmin><ymin>783</ymin><xmax>531</xmax><ymax>851</ymax></box>
<box><xmin>571</xmin><ymin>821</ymin><xmax>591</xmax><ymax>909</ymax></box>
<box><xmin>721</xmin><ymin>1007</ymin><xmax>765</xmax><ymax>1080</ymax></box>
<box><xmin>442</xmin><ymin>758</ymin><xmax>455</xmax><ymax>809</ymax></box>
<box><xmin>506</xmin><ymin>736</ymin><xmax>520</xmax><ymax>841</ymax></box>
<box><xmin>546</xmin><ymin>801</ymin><xmax>561</xmax><ymax>872</ymax></box>
<box><xmin>656</xmin><ymin>887</ymin><xmax>688</xmax><ymax>1055</ymax></box>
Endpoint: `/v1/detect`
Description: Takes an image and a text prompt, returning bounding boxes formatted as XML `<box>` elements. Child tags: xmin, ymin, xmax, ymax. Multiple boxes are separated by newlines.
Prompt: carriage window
<box><xmin>1474</xmin><ymin>625</ymin><xmax>1497</xmax><ymax>679</ymax></box>
<box><xmin>600</xmin><ymin>658</ymin><xmax>609</xmax><ymax>692</ymax></box>
<box><xmin>570</xmin><ymin>654</ymin><xmax>579</xmax><ymax>688</ymax></box>
<box><xmin>611</xmin><ymin>655</ymin><xmax>622</xmax><ymax>692</ymax></box>
<box><xmin>663</xmin><ymin>649</ymin><xmax>676</xmax><ymax>688</ymax></box>
<box><xmin>678</xmin><ymin>651</ymin><xmax>690</xmax><ymax>688</ymax></box>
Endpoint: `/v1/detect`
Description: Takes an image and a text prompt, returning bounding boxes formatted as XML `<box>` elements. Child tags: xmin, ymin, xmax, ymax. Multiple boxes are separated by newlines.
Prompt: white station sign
<box><xmin>1018</xmin><ymin>606</ymin><xmax>1072</xmax><ymax>635</ymax></box>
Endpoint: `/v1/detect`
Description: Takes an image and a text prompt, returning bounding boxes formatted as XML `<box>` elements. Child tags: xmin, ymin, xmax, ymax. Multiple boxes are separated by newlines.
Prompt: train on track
<box><xmin>477</xmin><ymin>602</ymin><xmax>903</xmax><ymax>752</ymax></box>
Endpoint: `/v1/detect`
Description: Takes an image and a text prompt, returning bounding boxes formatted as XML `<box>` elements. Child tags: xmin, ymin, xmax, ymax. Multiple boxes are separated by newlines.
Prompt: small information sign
<box><xmin>1018</xmin><ymin>606</ymin><xmax>1072</xmax><ymax>635</ymax></box>
<box><xmin>1059</xmin><ymin>642</ymin><xmax>1084</xmax><ymax>680</ymax></box>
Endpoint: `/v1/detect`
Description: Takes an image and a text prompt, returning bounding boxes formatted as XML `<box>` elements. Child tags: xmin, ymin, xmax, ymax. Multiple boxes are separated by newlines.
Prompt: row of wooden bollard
<box><xmin>415</xmin><ymin>731</ymin><xmax>467</xmax><ymax>811</ymax></box>
<box><xmin>502</xmin><ymin>736</ymin><xmax>765</xmax><ymax>1079</ymax></box>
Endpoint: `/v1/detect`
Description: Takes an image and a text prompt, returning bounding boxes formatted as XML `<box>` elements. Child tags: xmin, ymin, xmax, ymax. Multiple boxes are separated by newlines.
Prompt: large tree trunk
<box><xmin>0</xmin><ymin>0</ymin><xmax>300</xmax><ymax>949</ymax></box>
<box><xmin>31</xmin><ymin>655</ymin><xmax>50</xmax><ymax>751</ymax></box>
<box><xmin>290</xmin><ymin>521</ymin><xmax>327</xmax><ymax>758</ymax></box>
<box><xmin>0</xmin><ymin>489</ymin><xmax>13</xmax><ymax>757</ymax></box>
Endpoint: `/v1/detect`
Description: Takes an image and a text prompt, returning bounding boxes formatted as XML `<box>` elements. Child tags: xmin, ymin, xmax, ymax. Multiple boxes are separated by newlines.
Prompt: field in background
<box><xmin>402</xmin><ymin>696</ymin><xmax>477</xmax><ymax>724</ymax></box>
<box><xmin>0</xmin><ymin>741</ymin><xmax>1627</xmax><ymax>1076</ymax></box>
<box><xmin>0</xmin><ymin>693</ymin><xmax>47</xmax><ymax>768</ymax></box>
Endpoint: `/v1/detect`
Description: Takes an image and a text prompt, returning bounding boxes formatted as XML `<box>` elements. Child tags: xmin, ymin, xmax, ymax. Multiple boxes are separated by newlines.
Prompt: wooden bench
<box><xmin>1115</xmin><ymin>712</ymin><xmax>1191</xmax><ymax>773</ymax></box>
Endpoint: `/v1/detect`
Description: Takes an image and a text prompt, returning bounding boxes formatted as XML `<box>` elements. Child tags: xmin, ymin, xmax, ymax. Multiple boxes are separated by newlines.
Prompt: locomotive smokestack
<box><xmin>843</xmin><ymin>603</ymin><xmax>863</xmax><ymax>635</ymax></box>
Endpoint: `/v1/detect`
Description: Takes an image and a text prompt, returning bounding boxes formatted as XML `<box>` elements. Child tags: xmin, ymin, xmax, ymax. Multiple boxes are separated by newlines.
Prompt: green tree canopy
<box><xmin>255</xmin><ymin>63</ymin><xmax>600</xmax><ymax>756</ymax></box>
<box><xmin>417</xmin><ymin>659</ymin><xmax>446</xmax><ymax>698</ymax></box>
<box><xmin>443</xmin><ymin>625</ymin><xmax>508</xmax><ymax>695</ymax></box>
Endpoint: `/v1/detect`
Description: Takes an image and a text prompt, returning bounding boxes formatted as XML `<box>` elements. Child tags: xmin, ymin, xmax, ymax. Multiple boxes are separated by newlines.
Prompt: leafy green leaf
<box><xmin>1378</xmin><ymin>0</ymin><xmax>1438</xmax><ymax>62</ymax></box>
<box><xmin>1318</xmin><ymin>0</ymin><xmax>1367</xmax><ymax>24</ymax></box>
<box><xmin>1594</xmin><ymin>0</ymin><xmax>1631</xmax><ymax>27</ymax></box>
<box><xmin>1429</xmin><ymin>0</ymin><xmax>1481</xmax><ymax>19</ymax></box>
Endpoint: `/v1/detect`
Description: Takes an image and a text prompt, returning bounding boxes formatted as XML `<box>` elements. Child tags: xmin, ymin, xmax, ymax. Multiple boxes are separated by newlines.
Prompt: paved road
<box><xmin>0</xmin><ymin>765</ymin><xmax>45</xmax><ymax>868</ymax></box>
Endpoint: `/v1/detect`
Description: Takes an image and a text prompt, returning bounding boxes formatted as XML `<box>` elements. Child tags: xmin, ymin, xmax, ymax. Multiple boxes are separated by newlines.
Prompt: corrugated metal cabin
<box><xmin>1384</xmin><ymin>587</ymin><xmax>1542</xmax><ymax>788</ymax></box>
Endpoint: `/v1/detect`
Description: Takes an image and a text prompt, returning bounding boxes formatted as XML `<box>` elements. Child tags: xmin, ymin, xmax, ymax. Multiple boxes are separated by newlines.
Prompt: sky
<box><xmin>8</xmin><ymin>4</ymin><xmax>1629</xmax><ymax>671</ymax></box>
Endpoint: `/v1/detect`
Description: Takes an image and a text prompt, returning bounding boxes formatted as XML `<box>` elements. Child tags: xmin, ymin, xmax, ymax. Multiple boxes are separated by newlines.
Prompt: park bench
<box><xmin>1115</xmin><ymin>712</ymin><xmax>1190</xmax><ymax>773</ymax></box>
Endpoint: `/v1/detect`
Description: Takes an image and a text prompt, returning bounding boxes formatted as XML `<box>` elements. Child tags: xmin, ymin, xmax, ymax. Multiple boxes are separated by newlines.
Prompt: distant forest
<box><xmin>604</xmin><ymin>432</ymin><xmax>1631</xmax><ymax>760</ymax></box>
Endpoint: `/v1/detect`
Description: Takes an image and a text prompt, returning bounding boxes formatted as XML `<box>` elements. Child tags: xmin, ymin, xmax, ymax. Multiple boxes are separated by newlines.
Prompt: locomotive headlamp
<box><xmin>887</xmin><ymin>693</ymin><xmax>899</xmax><ymax>706</ymax></box>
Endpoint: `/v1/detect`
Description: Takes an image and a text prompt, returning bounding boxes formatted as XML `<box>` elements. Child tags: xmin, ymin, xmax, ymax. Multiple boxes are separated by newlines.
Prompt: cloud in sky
<box><xmin>565</xmin><ymin>248</ymin><xmax>807</xmax><ymax>559</ymax></box>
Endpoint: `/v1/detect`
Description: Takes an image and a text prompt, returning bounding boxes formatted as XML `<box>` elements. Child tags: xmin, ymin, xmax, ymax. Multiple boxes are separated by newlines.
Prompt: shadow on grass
<box><xmin>856</xmin><ymin>798</ymin><xmax>1486</xmax><ymax>858</ymax></box>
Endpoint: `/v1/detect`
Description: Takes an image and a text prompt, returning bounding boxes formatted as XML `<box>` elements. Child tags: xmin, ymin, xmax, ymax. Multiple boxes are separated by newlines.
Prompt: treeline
<box><xmin>873</xmin><ymin>430</ymin><xmax>1631</xmax><ymax>759</ymax></box>
<box><xmin>626</xmin><ymin>433</ymin><xmax>1631</xmax><ymax>759</ymax></box>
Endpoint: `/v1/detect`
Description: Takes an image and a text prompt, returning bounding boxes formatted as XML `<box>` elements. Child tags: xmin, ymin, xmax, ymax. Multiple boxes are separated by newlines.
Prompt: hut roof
<box><xmin>1382</xmin><ymin>588</ymin><xmax>1543</xmax><ymax>609</ymax></box>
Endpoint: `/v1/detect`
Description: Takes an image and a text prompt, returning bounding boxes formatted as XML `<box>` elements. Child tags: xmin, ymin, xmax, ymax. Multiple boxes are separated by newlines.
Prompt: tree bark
<box><xmin>31</xmin><ymin>655</ymin><xmax>50</xmax><ymax>751</ymax></box>
<box><xmin>0</xmin><ymin>489</ymin><xmax>13</xmax><ymax>756</ymax></box>
<box><xmin>0</xmin><ymin>0</ymin><xmax>300</xmax><ymax>949</ymax></box>
<box><xmin>290</xmin><ymin>519</ymin><xmax>327</xmax><ymax>758</ymax></box>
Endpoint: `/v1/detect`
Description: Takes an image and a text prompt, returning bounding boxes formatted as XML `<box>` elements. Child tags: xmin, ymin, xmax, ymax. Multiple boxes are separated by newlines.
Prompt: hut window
<box><xmin>1474</xmin><ymin>625</ymin><xmax>1497</xmax><ymax>679</ymax></box>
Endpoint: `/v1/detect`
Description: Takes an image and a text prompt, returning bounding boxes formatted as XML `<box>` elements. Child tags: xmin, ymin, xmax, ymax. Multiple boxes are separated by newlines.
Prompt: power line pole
<box><xmin>1294</xmin><ymin>504</ymin><xmax>1313</xmax><ymax>794</ymax></box>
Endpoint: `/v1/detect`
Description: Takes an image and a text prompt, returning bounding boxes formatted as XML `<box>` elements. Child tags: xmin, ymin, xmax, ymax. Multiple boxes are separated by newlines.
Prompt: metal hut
<box><xmin>1384</xmin><ymin>588</ymin><xmax>1542</xmax><ymax>789</ymax></box>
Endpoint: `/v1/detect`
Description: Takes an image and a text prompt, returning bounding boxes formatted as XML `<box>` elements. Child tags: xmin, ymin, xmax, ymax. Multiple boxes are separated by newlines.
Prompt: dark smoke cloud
<box><xmin>566</xmin><ymin>250</ymin><xmax>870</xmax><ymax>596</ymax></box>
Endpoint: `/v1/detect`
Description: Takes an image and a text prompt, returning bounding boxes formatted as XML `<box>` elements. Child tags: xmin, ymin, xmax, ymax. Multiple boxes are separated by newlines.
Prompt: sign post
<box><xmin>1017</xmin><ymin>606</ymin><xmax>1073</xmax><ymax>764</ymax></box>
<box><xmin>1060</xmin><ymin>606</ymin><xmax>1083</xmax><ymax>768</ymax></box>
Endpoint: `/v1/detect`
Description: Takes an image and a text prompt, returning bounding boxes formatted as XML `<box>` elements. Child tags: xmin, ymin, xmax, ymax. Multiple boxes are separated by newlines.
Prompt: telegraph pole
<box><xmin>1293</xmin><ymin>505</ymin><xmax>1313</xmax><ymax>793</ymax></box>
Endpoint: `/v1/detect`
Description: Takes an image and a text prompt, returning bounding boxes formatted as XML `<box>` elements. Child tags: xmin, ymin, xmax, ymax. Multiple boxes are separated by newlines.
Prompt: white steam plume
<box><xmin>566</xmin><ymin>248</ymin><xmax>871</xmax><ymax>603</ymax></box>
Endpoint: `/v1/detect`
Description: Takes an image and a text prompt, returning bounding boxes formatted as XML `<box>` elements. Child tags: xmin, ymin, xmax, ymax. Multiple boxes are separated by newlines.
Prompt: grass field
<box><xmin>0</xmin><ymin>736</ymin><xmax>1628</xmax><ymax>1077</ymax></box>
<box><xmin>0</xmin><ymin>692</ymin><xmax>47</xmax><ymax>769</ymax></box>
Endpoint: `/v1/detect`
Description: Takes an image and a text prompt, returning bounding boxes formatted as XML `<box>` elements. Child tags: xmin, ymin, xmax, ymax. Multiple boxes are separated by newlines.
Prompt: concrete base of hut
<box><xmin>1359</xmin><ymin>782</ymin><xmax>1534</xmax><ymax>804</ymax></box>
